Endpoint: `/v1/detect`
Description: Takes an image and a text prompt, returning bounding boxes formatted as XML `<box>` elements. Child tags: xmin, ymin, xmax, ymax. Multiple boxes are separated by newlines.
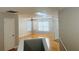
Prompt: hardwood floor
<box><xmin>8</xmin><ymin>33</ymin><xmax>60</xmax><ymax>51</ymax></box>
<box><xmin>32</xmin><ymin>33</ymin><xmax>60</xmax><ymax>51</ymax></box>
<box><xmin>52</xmin><ymin>40</ymin><xmax>60</xmax><ymax>51</ymax></box>
<box><xmin>20</xmin><ymin>33</ymin><xmax>60</xmax><ymax>51</ymax></box>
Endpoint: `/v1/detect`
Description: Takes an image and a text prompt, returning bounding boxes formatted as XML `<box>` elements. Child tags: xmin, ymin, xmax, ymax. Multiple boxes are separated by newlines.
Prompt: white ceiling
<box><xmin>0</xmin><ymin>7</ymin><xmax>63</xmax><ymax>14</ymax></box>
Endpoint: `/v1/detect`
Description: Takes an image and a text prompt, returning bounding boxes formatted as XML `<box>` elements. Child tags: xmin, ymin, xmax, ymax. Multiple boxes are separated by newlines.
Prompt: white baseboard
<box><xmin>59</xmin><ymin>38</ymin><xmax>67</xmax><ymax>51</ymax></box>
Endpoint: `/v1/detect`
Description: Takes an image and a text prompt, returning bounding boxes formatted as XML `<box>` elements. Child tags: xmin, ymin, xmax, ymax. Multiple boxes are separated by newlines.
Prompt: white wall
<box><xmin>46</xmin><ymin>10</ymin><xmax>59</xmax><ymax>39</ymax></box>
<box><xmin>0</xmin><ymin>13</ymin><xmax>4</xmax><ymax>50</ymax></box>
<box><xmin>59</xmin><ymin>8</ymin><xmax>79</xmax><ymax>50</ymax></box>
<box><xmin>18</xmin><ymin>14</ymin><xmax>32</xmax><ymax>37</ymax></box>
<box><xmin>53</xmin><ymin>17</ymin><xmax>59</xmax><ymax>39</ymax></box>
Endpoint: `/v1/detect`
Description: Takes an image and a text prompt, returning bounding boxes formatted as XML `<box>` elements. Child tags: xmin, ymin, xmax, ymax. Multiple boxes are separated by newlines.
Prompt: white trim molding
<box><xmin>59</xmin><ymin>38</ymin><xmax>67</xmax><ymax>51</ymax></box>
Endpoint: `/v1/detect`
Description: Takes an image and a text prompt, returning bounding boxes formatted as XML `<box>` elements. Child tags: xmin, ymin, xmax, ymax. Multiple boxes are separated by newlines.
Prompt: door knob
<box><xmin>12</xmin><ymin>34</ymin><xmax>15</xmax><ymax>36</ymax></box>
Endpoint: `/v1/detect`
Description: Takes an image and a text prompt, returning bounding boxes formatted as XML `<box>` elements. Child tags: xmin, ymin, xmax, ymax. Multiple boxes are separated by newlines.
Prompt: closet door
<box><xmin>4</xmin><ymin>17</ymin><xmax>15</xmax><ymax>50</ymax></box>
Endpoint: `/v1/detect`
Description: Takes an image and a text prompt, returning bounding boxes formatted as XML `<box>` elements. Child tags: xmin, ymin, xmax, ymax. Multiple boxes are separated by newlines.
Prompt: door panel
<box><xmin>4</xmin><ymin>17</ymin><xmax>15</xmax><ymax>51</ymax></box>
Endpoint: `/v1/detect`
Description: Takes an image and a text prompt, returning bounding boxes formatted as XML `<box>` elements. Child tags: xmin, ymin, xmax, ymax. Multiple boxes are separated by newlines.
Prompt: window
<box><xmin>38</xmin><ymin>21</ymin><xmax>49</xmax><ymax>31</ymax></box>
<box><xmin>26</xmin><ymin>21</ymin><xmax>32</xmax><ymax>31</ymax></box>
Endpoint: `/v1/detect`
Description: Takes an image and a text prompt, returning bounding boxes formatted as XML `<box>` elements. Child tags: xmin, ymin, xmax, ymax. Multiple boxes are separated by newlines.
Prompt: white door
<box><xmin>4</xmin><ymin>17</ymin><xmax>15</xmax><ymax>51</ymax></box>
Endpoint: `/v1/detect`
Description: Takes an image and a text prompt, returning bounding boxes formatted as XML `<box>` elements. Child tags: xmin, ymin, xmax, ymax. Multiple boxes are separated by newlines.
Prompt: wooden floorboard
<box><xmin>20</xmin><ymin>33</ymin><xmax>60</xmax><ymax>51</ymax></box>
